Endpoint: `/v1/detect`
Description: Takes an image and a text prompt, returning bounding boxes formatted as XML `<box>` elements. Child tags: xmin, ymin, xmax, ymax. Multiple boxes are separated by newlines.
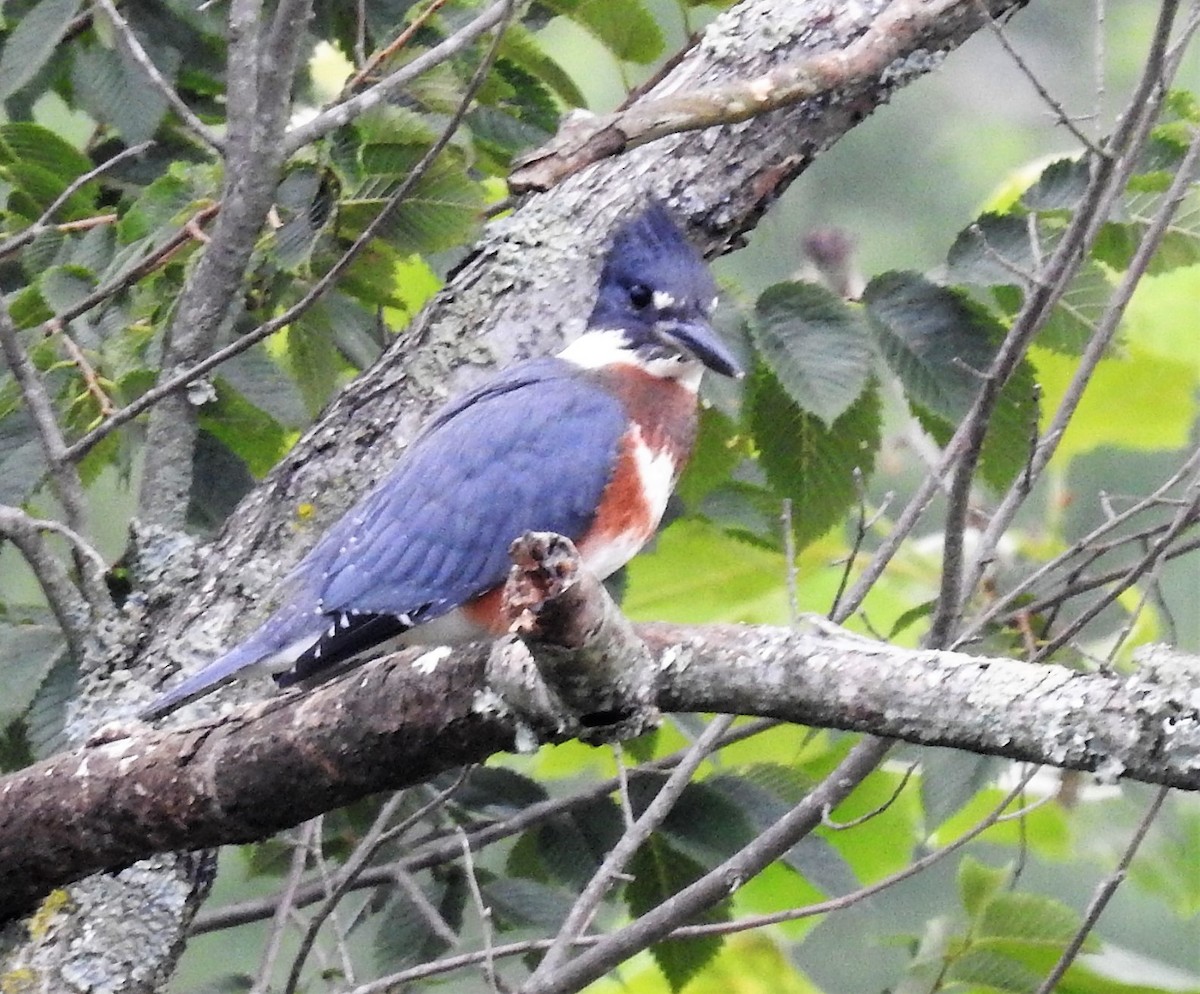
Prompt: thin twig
<box><xmin>252</xmin><ymin>820</ymin><xmax>317</xmax><ymax>994</ymax></box>
<box><xmin>344</xmin><ymin>767</ymin><xmax>1045</xmax><ymax>993</ymax></box>
<box><xmin>459</xmin><ymin>828</ymin><xmax>501</xmax><ymax>994</ymax></box>
<box><xmin>1035</xmin><ymin>471</ymin><xmax>1200</xmax><ymax>661</ymax></box>
<box><xmin>342</xmin><ymin>0</ymin><xmax>455</xmax><ymax>94</ymax></box>
<box><xmin>972</xmin><ymin>0</ymin><xmax>1101</xmax><ymax>154</ymax></box>
<box><xmin>1032</xmin><ymin>786</ymin><xmax>1169</xmax><ymax>994</ymax></box>
<box><xmin>530</xmin><ymin>715</ymin><xmax>735</xmax><ymax>982</ymax></box>
<box><xmin>822</xmin><ymin>761</ymin><xmax>917</xmax><ymax>830</ymax></box>
<box><xmin>190</xmin><ymin>720</ymin><xmax>779</xmax><ymax>935</ymax></box>
<box><xmin>0</xmin><ymin>505</ymin><xmax>99</xmax><ymax>660</ymax></box>
<box><xmin>90</xmin><ymin>0</ymin><xmax>222</xmax><ymax>151</ymax></box>
<box><xmin>0</xmin><ymin>142</ymin><xmax>153</xmax><ymax>262</ymax></box>
<box><xmin>54</xmin><ymin>328</ymin><xmax>115</xmax><ymax>416</ymax></box>
<box><xmin>66</xmin><ymin>0</ymin><xmax>514</xmax><ymax>466</ymax></box>
<box><xmin>959</xmin><ymin>0</ymin><xmax>1193</xmax><ymax>601</ymax></box>
<box><xmin>837</xmin><ymin>0</ymin><xmax>1182</xmax><ymax>625</ymax></box>
<box><xmin>283</xmin><ymin>0</ymin><xmax>520</xmax><ymax>154</ymax></box>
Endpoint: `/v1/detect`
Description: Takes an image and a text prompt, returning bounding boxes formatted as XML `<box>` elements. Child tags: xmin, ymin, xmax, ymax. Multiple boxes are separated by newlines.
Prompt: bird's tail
<box><xmin>139</xmin><ymin>641</ymin><xmax>269</xmax><ymax>721</ymax></box>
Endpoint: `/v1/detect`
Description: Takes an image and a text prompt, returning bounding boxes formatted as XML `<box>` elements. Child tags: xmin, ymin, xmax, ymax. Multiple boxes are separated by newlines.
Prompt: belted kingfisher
<box><xmin>142</xmin><ymin>202</ymin><xmax>741</xmax><ymax>720</ymax></box>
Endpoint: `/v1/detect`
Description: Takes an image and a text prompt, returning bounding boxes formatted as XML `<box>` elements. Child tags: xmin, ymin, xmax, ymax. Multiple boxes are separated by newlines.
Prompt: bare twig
<box><xmin>459</xmin><ymin>829</ymin><xmax>501</xmax><ymax>994</ymax></box>
<box><xmin>190</xmin><ymin>720</ymin><xmax>779</xmax><ymax>935</ymax></box>
<box><xmin>90</xmin><ymin>0</ymin><xmax>222</xmax><ymax>151</ymax></box>
<box><xmin>519</xmin><ymin>737</ymin><xmax>892</xmax><ymax>994</ymax></box>
<box><xmin>530</xmin><ymin>715</ymin><xmax>735</xmax><ymax>983</ymax></box>
<box><xmin>963</xmin><ymin>117</ymin><xmax>1200</xmax><ymax>604</ymax></box>
<box><xmin>283</xmin><ymin>0</ymin><xmax>520</xmax><ymax>154</ymax></box>
<box><xmin>252</xmin><ymin>820</ymin><xmax>317</xmax><ymax>994</ymax></box>
<box><xmin>65</xmin><ymin>0</ymin><xmax>515</xmax><ymax>467</ymax></box>
<box><xmin>0</xmin><ymin>142</ymin><xmax>153</xmax><ymax>262</ymax></box>
<box><xmin>0</xmin><ymin>505</ymin><xmax>99</xmax><ymax>660</ymax></box>
<box><xmin>838</xmin><ymin>0</ymin><xmax>1183</xmax><ymax>624</ymax></box>
<box><xmin>1031</xmin><ymin>786</ymin><xmax>1169</xmax><ymax>994</ymax></box>
<box><xmin>342</xmin><ymin>0</ymin><xmax>455</xmax><ymax>93</ymax></box>
<box><xmin>972</xmin><ymin>0</ymin><xmax>1101</xmax><ymax>153</ymax></box>
<box><xmin>282</xmin><ymin>772</ymin><xmax>468</xmax><ymax>994</ymax></box>
<box><xmin>1035</xmin><ymin>472</ymin><xmax>1200</xmax><ymax>661</ymax></box>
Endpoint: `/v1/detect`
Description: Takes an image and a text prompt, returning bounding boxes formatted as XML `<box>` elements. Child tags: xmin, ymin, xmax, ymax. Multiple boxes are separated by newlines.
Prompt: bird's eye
<box><xmin>628</xmin><ymin>283</ymin><xmax>653</xmax><ymax>309</ymax></box>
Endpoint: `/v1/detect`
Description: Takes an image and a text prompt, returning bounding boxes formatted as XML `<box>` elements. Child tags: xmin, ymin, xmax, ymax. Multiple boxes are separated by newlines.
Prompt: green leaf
<box><xmin>1022</xmin><ymin>157</ymin><xmax>1091</xmax><ymax>212</ymax></box>
<box><xmin>921</xmin><ymin>749</ymin><xmax>998</xmax><ymax>833</ymax></box>
<box><xmin>977</xmin><ymin>891</ymin><xmax>1083</xmax><ymax>944</ymax></box>
<box><xmin>675</xmin><ymin>406</ymin><xmax>743</xmax><ymax>507</ymax></box>
<box><xmin>1032</xmin><ymin>344</ymin><xmax>1197</xmax><ymax>463</ymax></box>
<box><xmin>483</xmin><ymin>877</ymin><xmax>574</xmax><ymax>930</ymax></box>
<box><xmin>746</xmin><ymin>366</ymin><xmax>882</xmax><ymax>551</ymax></box>
<box><xmin>541</xmin><ymin>0</ymin><xmax>665</xmax><ymax>64</ymax></box>
<box><xmin>749</xmin><ymin>281</ymin><xmax>874</xmax><ymax>425</ymax></box>
<box><xmin>342</xmin><ymin>147</ymin><xmax>484</xmax><ymax>254</ymax></box>
<box><xmin>0</xmin><ymin>0</ymin><xmax>84</xmax><ymax>100</ymax></box>
<box><xmin>946</xmin><ymin>946</ymin><xmax>1042</xmax><ymax>993</ymax></box>
<box><xmin>865</xmin><ymin>270</ymin><xmax>1006</xmax><ymax>422</ymax></box>
<box><xmin>0</xmin><ymin>124</ymin><xmax>99</xmax><ymax>222</ymax></box>
<box><xmin>0</xmin><ymin>407</ymin><xmax>45</xmax><ymax>504</ymax></box>
<box><xmin>272</xmin><ymin>165</ymin><xmax>337</xmax><ymax>274</ymax></box>
<box><xmin>499</xmin><ymin>23</ymin><xmax>586</xmax><ymax>107</ymax></box>
<box><xmin>199</xmin><ymin>380</ymin><xmax>292</xmax><ymax>478</ymax></box>
<box><xmin>372</xmin><ymin>869</ymin><xmax>464</xmax><ymax>965</ymax></box>
<box><xmin>958</xmin><ymin>855</ymin><xmax>1010</xmax><ymax>920</ymax></box>
<box><xmin>947</xmin><ymin>213</ymin><xmax>1035</xmax><ymax>289</ymax></box>
<box><xmin>70</xmin><ymin>41</ymin><xmax>171</xmax><ymax>146</ymax></box>
<box><xmin>118</xmin><ymin>167</ymin><xmax>205</xmax><ymax>244</ymax></box>
<box><xmin>627</xmin><ymin>836</ymin><xmax>729</xmax><ymax>991</ymax></box>
<box><xmin>0</xmin><ymin>620</ymin><xmax>66</xmax><ymax>727</ymax></box>
<box><xmin>285</xmin><ymin>305</ymin><xmax>349</xmax><ymax>418</ymax></box>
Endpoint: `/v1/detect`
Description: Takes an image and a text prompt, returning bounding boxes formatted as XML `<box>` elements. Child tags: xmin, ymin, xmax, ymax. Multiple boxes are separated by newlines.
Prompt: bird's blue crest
<box><xmin>587</xmin><ymin>202</ymin><xmax>740</xmax><ymax>378</ymax></box>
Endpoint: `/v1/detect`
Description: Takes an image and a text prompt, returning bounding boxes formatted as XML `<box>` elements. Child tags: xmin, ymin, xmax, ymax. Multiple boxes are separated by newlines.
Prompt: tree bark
<box><xmin>2</xmin><ymin>624</ymin><xmax>1197</xmax><ymax>925</ymax></box>
<box><xmin>4</xmin><ymin>0</ymin><xmax>1033</xmax><ymax>990</ymax></box>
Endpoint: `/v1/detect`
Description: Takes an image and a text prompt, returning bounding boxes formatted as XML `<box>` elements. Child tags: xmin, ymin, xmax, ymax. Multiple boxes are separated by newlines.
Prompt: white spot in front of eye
<box><xmin>710</xmin><ymin>295</ymin><xmax>720</xmax><ymax>314</ymax></box>
<box><xmin>652</xmin><ymin>290</ymin><xmax>676</xmax><ymax>310</ymax></box>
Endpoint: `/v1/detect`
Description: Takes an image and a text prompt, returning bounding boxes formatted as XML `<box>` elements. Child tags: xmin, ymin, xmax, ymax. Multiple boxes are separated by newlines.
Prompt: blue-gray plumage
<box><xmin>142</xmin><ymin>202</ymin><xmax>741</xmax><ymax>720</ymax></box>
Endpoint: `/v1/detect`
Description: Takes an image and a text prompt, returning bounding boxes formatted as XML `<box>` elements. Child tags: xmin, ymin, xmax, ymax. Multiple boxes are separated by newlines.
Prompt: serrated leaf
<box><xmin>343</xmin><ymin>147</ymin><xmax>484</xmax><ymax>254</ymax></box>
<box><xmin>71</xmin><ymin>41</ymin><xmax>171</xmax><ymax>146</ymax></box>
<box><xmin>205</xmin><ymin>344</ymin><xmax>307</xmax><ymax>430</ymax></box>
<box><xmin>499</xmin><ymin>24</ymin><xmax>586</xmax><ymax>107</ymax></box>
<box><xmin>675</xmin><ymin>406</ymin><xmax>743</xmax><ymax>507</ymax></box>
<box><xmin>977</xmin><ymin>891</ymin><xmax>1082</xmax><ymax>944</ymax></box>
<box><xmin>627</xmin><ymin>836</ymin><xmax>729</xmax><ymax>992</ymax></box>
<box><xmin>958</xmin><ymin>855</ymin><xmax>1010</xmax><ymax>920</ymax></box>
<box><xmin>372</xmin><ymin>869</ymin><xmax>464</xmax><ymax>965</ymax></box>
<box><xmin>39</xmin><ymin>264</ymin><xmax>95</xmax><ymax>313</ymax></box>
<box><xmin>286</xmin><ymin>305</ymin><xmax>348</xmax><ymax>417</ymax></box>
<box><xmin>711</xmin><ymin>771</ymin><xmax>860</xmax><ymax>898</ymax></box>
<box><xmin>920</xmin><ymin>748</ymin><xmax>998</xmax><ymax>832</ymax></box>
<box><xmin>273</xmin><ymin>165</ymin><xmax>337</xmax><ymax>273</ymax></box>
<box><xmin>1022</xmin><ymin>157</ymin><xmax>1091</xmax><ymax>212</ymax></box>
<box><xmin>453</xmin><ymin>766</ymin><xmax>548</xmax><ymax>816</ymax></box>
<box><xmin>199</xmin><ymin>379</ymin><xmax>292</xmax><ymax>478</ymax></box>
<box><xmin>542</xmin><ymin>0</ymin><xmax>665</xmax><ymax>64</ymax></box>
<box><xmin>865</xmin><ymin>271</ymin><xmax>1006</xmax><ymax>422</ymax></box>
<box><xmin>746</xmin><ymin>366</ymin><xmax>881</xmax><ymax>551</ymax></box>
<box><xmin>749</xmin><ymin>281</ymin><xmax>873</xmax><ymax>425</ymax></box>
<box><xmin>528</xmin><ymin>797</ymin><xmax>624</xmax><ymax>889</ymax></box>
<box><xmin>947</xmin><ymin>213</ymin><xmax>1037</xmax><ymax>289</ymax></box>
<box><xmin>0</xmin><ymin>0</ymin><xmax>83</xmax><ymax>100</ymax></box>
<box><xmin>24</xmin><ymin>649</ymin><xmax>78</xmax><ymax>760</ymax></box>
<box><xmin>483</xmin><ymin>877</ymin><xmax>574</xmax><ymax>930</ymax></box>
<box><xmin>0</xmin><ymin>621</ymin><xmax>66</xmax><ymax>726</ymax></box>
<box><xmin>947</xmin><ymin>946</ymin><xmax>1041</xmax><ymax>993</ymax></box>
<box><xmin>0</xmin><ymin>406</ymin><xmax>45</xmax><ymax>504</ymax></box>
<box><xmin>117</xmin><ymin>165</ymin><xmax>209</xmax><ymax>245</ymax></box>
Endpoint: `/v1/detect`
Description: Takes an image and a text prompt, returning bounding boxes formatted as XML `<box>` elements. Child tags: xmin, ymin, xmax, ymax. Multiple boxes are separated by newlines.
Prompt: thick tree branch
<box><xmin>3</xmin><ymin>619</ymin><xmax>1199</xmax><ymax>924</ymax></box>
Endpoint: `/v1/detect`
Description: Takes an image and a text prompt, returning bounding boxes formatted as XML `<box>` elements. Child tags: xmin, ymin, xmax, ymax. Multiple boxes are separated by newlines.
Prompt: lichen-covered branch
<box><xmin>2</xmin><ymin>621</ymin><xmax>1197</xmax><ymax>925</ymax></box>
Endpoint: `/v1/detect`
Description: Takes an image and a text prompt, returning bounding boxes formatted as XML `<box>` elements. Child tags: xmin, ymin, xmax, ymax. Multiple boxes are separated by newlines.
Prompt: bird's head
<box><xmin>572</xmin><ymin>202</ymin><xmax>743</xmax><ymax>380</ymax></box>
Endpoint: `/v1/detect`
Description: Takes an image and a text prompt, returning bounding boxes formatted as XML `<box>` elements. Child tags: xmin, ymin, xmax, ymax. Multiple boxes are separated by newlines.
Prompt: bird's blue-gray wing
<box><xmin>311</xmin><ymin>358</ymin><xmax>625</xmax><ymax>620</ymax></box>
